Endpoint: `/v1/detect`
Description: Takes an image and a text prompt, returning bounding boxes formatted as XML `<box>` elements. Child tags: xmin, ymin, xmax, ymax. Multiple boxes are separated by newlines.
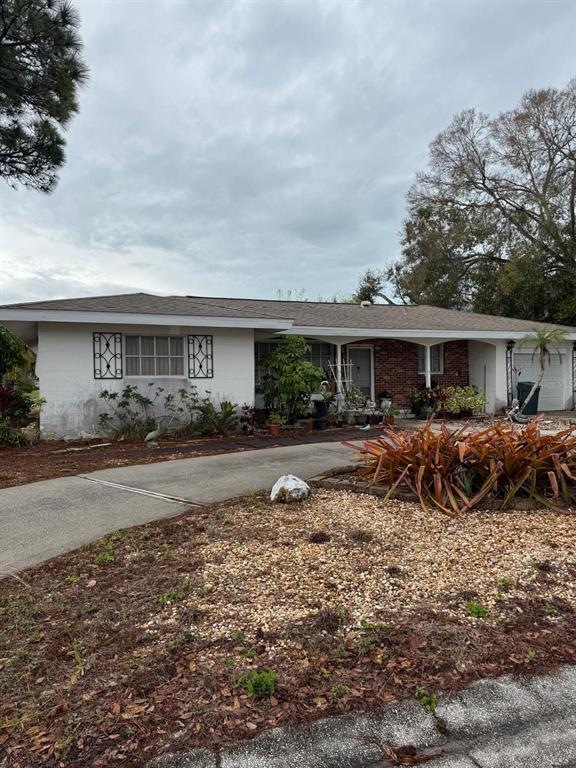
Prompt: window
<box><xmin>310</xmin><ymin>342</ymin><xmax>336</xmax><ymax>375</ymax></box>
<box><xmin>125</xmin><ymin>335</ymin><xmax>184</xmax><ymax>376</ymax></box>
<box><xmin>417</xmin><ymin>343</ymin><xmax>444</xmax><ymax>375</ymax></box>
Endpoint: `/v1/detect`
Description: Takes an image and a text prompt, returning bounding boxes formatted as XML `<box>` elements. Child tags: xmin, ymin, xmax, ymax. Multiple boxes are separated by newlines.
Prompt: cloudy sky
<box><xmin>0</xmin><ymin>0</ymin><xmax>574</xmax><ymax>304</ymax></box>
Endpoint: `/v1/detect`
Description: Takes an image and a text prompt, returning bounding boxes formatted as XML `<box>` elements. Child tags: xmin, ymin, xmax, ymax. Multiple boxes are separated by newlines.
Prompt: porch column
<box><xmin>424</xmin><ymin>344</ymin><xmax>432</xmax><ymax>389</ymax></box>
<box><xmin>506</xmin><ymin>341</ymin><xmax>515</xmax><ymax>407</ymax></box>
<box><xmin>335</xmin><ymin>342</ymin><xmax>343</xmax><ymax>413</ymax></box>
<box><xmin>572</xmin><ymin>342</ymin><xmax>576</xmax><ymax>410</ymax></box>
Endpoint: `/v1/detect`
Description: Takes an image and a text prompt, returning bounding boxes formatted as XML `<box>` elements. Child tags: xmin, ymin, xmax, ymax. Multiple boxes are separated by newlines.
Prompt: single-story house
<box><xmin>1</xmin><ymin>292</ymin><xmax>575</xmax><ymax>436</ymax></box>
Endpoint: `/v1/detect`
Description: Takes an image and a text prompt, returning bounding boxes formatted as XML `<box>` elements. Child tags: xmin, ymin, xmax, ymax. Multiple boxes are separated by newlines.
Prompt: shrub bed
<box><xmin>349</xmin><ymin>420</ymin><xmax>576</xmax><ymax>515</ymax></box>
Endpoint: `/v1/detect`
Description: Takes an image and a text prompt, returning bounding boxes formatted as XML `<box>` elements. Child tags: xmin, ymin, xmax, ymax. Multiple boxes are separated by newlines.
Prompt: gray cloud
<box><xmin>1</xmin><ymin>0</ymin><xmax>574</xmax><ymax>303</ymax></box>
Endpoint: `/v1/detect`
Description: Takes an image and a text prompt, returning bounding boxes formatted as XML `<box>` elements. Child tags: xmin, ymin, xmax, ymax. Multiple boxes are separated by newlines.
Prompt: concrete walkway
<box><xmin>148</xmin><ymin>665</ymin><xmax>576</xmax><ymax>768</ymax></box>
<box><xmin>0</xmin><ymin>441</ymin><xmax>354</xmax><ymax>575</ymax></box>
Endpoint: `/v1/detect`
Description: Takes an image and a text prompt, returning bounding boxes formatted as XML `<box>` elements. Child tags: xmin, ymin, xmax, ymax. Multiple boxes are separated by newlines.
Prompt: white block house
<box><xmin>1</xmin><ymin>292</ymin><xmax>575</xmax><ymax>436</ymax></box>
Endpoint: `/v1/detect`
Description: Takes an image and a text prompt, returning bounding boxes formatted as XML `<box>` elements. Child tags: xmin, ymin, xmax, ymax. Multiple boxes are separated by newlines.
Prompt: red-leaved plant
<box><xmin>347</xmin><ymin>420</ymin><xmax>576</xmax><ymax>516</ymax></box>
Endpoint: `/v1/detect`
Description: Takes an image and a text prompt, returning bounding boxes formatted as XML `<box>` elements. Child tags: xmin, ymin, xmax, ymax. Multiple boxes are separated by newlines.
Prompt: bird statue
<box><xmin>360</xmin><ymin>423</ymin><xmax>371</xmax><ymax>431</ymax></box>
<box><xmin>144</xmin><ymin>421</ymin><xmax>162</xmax><ymax>448</ymax></box>
<box><xmin>144</xmin><ymin>413</ymin><xmax>178</xmax><ymax>448</ymax></box>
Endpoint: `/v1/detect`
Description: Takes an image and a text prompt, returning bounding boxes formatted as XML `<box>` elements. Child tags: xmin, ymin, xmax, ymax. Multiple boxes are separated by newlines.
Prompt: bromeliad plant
<box><xmin>349</xmin><ymin>420</ymin><xmax>576</xmax><ymax>515</ymax></box>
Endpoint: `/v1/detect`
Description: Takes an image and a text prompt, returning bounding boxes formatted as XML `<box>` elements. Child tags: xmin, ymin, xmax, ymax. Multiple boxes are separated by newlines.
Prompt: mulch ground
<box><xmin>1</xmin><ymin>489</ymin><xmax>575</xmax><ymax>767</ymax></box>
<box><xmin>0</xmin><ymin>429</ymin><xmax>360</xmax><ymax>489</ymax></box>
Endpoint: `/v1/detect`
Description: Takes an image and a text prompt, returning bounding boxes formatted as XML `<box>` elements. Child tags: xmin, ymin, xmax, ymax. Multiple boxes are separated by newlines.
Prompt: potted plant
<box><xmin>409</xmin><ymin>386</ymin><xmax>442</xmax><ymax>419</ymax></box>
<box><xmin>268</xmin><ymin>412</ymin><xmax>286</xmax><ymax>436</ymax></box>
<box><xmin>380</xmin><ymin>401</ymin><xmax>399</xmax><ymax>426</ymax></box>
<box><xmin>377</xmin><ymin>390</ymin><xmax>392</xmax><ymax>410</ymax></box>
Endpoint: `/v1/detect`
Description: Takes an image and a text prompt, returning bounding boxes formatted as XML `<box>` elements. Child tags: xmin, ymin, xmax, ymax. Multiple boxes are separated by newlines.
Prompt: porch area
<box><xmin>256</xmin><ymin>336</ymin><xmax>488</xmax><ymax>414</ymax></box>
<box><xmin>255</xmin><ymin>334</ymin><xmax>576</xmax><ymax>416</ymax></box>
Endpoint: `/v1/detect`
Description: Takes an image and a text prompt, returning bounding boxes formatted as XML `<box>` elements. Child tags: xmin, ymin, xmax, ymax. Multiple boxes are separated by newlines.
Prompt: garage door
<box><xmin>513</xmin><ymin>352</ymin><xmax>566</xmax><ymax>411</ymax></box>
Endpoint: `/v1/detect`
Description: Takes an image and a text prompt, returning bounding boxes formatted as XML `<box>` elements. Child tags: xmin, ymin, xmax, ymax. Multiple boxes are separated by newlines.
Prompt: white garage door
<box><xmin>513</xmin><ymin>352</ymin><xmax>567</xmax><ymax>411</ymax></box>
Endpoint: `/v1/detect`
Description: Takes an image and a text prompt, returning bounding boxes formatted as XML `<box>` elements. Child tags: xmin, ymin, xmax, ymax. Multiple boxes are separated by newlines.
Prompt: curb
<box><xmin>146</xmin><ymin>666</ymin><xmax>576</xmax><ymax>768</ymax></box>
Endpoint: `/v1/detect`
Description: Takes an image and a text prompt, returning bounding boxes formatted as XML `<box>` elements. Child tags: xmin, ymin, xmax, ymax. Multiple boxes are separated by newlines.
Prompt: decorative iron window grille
<box><xmin>93</xmin><ymin>332</ymin><xmax>123</xmax><ymax>379</ymax></box>
<box><xmin>188</xmin><ymin>335</ymin><xmax>213</xmax><ymax>378</ymax></box>
<box><xmin>506</xmin><ymin>340</ymin><xmax>515</xmax><ymax>407</ymax></box>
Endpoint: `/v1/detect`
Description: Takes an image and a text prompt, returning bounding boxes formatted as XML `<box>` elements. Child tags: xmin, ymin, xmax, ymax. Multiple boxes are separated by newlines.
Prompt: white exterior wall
<box><xmin>36</xmin><ymin>323</ymin><xmax>255</xmax><ymax>436</ymax></box>
<box><xmin>469</xmin><ymin>339</ymin><xmax>574</xmax><ymax>413</ymax></box>
<box><xmin>468</xmin><ymin>340</ymin><xmax>509</xmax><ymax>414</ymax></box>
<box><xmin>468</xmin><ymin>341</ymin><xmax>496</xmax><ymax>413</ymax></box>
<box><xmin>513</xmin><ymin>344</ymin><xmax>574</xmax><ymax>411</ymax></box>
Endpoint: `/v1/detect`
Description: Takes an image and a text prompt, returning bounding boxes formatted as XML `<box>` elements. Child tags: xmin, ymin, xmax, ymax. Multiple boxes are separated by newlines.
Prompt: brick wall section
<box><xmin>349</xmin><ymin>339</ymin><xmax>469</xmax><ymax>407</ymax></box>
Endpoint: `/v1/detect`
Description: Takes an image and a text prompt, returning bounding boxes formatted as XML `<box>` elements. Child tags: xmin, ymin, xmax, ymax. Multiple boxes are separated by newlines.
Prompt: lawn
<box><xmin>1</xmin><ymin>489</ymin><xmax>576</xmax><ymax>767</ymax></box>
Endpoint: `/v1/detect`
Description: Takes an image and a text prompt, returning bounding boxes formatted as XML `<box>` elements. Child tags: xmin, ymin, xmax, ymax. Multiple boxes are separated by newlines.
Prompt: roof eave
<box><xmin>286</xmin><ymin>326</ymin><xmax>576</xmax><ymax>341</ymax></box>
<box><xmin>0</xmin><ymin>308</ymin><xmax>294</xmax><ymax>331</ymax></box>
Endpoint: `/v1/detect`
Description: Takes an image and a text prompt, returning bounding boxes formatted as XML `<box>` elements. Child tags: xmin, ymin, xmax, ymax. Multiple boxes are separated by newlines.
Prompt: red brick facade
<box><xmin>347</xmin><ymin>339</ymin><xmax>469</xmax><ymax>407</ymax></box>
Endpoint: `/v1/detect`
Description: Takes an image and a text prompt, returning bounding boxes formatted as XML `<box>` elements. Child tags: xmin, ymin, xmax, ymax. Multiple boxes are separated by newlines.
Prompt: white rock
<box><xmin>270</xmin><ymin>474</ymin><xmax>311</xmax><ymax>503</ymax></box>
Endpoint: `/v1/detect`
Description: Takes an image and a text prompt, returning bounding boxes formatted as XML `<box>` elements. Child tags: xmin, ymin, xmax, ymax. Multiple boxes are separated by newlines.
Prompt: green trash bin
<box><xmin>517</xmin><ymin>381</ymin><xmax>540</xmax><ymax>415</ymax></box>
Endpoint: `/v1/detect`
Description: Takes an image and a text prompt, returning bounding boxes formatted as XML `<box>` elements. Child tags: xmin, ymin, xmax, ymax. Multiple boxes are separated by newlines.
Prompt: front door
<box><xmin>348</xmin><ymin>346</ymin><xmax>373</xmax><ymax>399</ymax></box>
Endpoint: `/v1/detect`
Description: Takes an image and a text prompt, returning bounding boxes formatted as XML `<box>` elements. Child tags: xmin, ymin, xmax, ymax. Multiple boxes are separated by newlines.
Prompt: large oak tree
<box><xmin>0</xmin><ymin>0</ymin><xmax>88</xmax><ymax>192</ymax></box>
<box><xmin>389</xmin><ymin>81</ymin><xmax>576</xmax><ymax>325</ymax></box>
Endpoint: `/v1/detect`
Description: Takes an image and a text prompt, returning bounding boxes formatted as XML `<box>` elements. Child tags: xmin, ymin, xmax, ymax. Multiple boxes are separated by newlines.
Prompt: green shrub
<box><xmin>441</xmin><ymin>386</ymin><xmax>485</xmax><ymax>415</ymax></box>
<box><xmin>409</xmin><ymin>385</ymin><xmax>485</xmax><ymax>417</ymax></box>
<box><xmin>0</xmin><ymin>421</ymin><xmax>30</xmax><ymax>446</ymax></box>
<box><xmin>0</xmin><ymin>326</ymin><xmax>26</xmax><ymax>378</ymax></box>
<box><xmin>345</xmin><ymin>385</ymin><xmax>368</xmax><ymax>410</ymax></box>
<box><xmin>98</xmin><ymin>384</ymin><xmax>159</xmax><ymax>439</ymax></box>
<box><xmin>98</xmin><ymin>385</ymin><xmax>239</xmax><ymax>440</ymax></box>
<box><xmin>214</xmin><ymin>400</ymin><xmax>239</xmax><ymax>435</ymax></box>
<box><xmin>261</xmin><ymin>336</ymin><xmax>324</xmax><ymax>423</ymax></box>
<box><xmin>237</xmin><ymin>669</ymin><xmax>277</xmax><ymax>697</ymax></box>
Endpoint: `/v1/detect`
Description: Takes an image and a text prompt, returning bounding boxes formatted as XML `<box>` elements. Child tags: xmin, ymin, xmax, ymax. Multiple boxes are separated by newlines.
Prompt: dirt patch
<box><xmin>0</xmin><ymin>429</ymin><xmax>358</xmax><ymax>489</ymax></box>
<box><xmin>1</xmin><ymin>490</ymin><xmax>575</xmax><ymax>767</ymax></box>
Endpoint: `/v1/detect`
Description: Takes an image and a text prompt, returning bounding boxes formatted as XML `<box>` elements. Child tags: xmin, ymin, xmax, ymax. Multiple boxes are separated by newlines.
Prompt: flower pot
<box><xmin>383</xmin><ymin>415</ymin><xmax>395</xmax><ymax>426</ymax></box>
<box><xmin>268</xmin><ymin>423</ymin><xmax>282</xmax><ymax>436</ymax></box>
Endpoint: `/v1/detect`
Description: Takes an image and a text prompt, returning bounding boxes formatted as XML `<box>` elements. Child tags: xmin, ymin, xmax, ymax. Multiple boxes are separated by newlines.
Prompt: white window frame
<box><xmin>417</xmin><ymin>343</ymin><xmax>444</xmax><ymax>375</ymax></box>
<box><xmin>124</xmin><ymin>334</ymin><xmax>185</xmax><ymax>377</ymax></box>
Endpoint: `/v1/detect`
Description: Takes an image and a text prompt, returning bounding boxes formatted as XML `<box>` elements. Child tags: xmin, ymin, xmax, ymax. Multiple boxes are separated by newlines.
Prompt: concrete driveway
<box><xmin>0</xmin><ymin>441</ymin><xmax>355</xmax><ymax>575</ymax></box>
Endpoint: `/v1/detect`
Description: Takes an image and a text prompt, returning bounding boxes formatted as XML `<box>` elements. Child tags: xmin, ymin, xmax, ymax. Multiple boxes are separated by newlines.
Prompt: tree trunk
<box><xmin>518</xmin><ymin>369</ymin><xmax>545</xmax><ymax>414</ymax></box>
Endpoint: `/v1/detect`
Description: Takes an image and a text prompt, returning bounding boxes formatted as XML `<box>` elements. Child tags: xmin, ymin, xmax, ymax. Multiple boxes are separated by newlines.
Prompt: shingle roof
<box><xmin>0</xmin><ymin>293</ymin><xmax>293</xmax><ymax>321</ymax></box>
<box><xmin>185</xmin><ymin>297</ymin><xmax>576</xmax><ymax>333</ymax></box>
<box><xmin>2</xmin><ymin>292</ymin><xmax>575</xmax><ymax>334</ymax></box>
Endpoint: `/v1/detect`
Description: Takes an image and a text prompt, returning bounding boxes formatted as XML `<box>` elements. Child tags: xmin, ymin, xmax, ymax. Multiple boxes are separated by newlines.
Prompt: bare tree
<box><xmin>389</xmin><ymin>81</ymin><xmax>576</xmax><ymax>323</ymax></box>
